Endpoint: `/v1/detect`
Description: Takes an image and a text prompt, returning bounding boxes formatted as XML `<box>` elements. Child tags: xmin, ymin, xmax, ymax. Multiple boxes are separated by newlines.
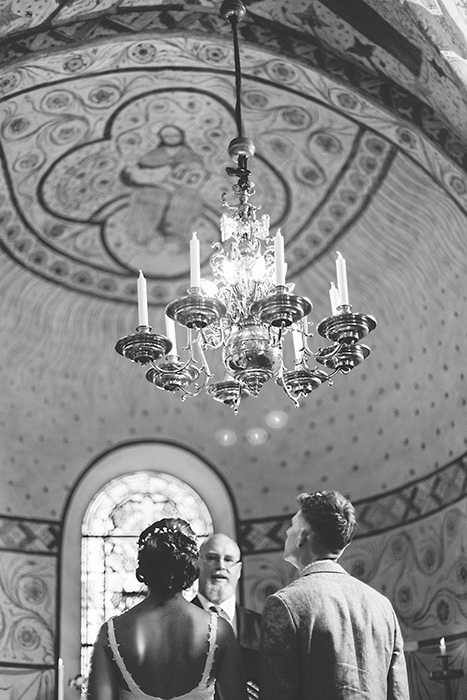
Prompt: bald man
<box><xmin>192</xmin><ymin>534</ymin><xmax>261</xmax><ymax>699</ymax></box>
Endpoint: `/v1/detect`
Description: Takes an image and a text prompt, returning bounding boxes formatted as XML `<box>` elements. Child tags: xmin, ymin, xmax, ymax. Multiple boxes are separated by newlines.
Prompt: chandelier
<box><xmin>115</xmin><ymin>0</ymin><xmax>377</xmax><ymax>413</ymax></box>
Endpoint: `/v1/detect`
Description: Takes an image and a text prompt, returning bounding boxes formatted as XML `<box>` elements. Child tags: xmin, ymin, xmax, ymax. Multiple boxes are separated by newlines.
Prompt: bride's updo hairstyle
<box><xmin>136</xmin><ymin>518</ymin><xmax>199</xmax><ymax>596</ymax></box>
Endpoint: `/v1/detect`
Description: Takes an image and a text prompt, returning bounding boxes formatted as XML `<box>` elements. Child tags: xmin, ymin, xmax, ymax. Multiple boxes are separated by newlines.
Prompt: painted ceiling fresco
<box><xmin>1</xmin><ymin>0</ymin><xmax>467</xmax><ymax>519</ymax></box>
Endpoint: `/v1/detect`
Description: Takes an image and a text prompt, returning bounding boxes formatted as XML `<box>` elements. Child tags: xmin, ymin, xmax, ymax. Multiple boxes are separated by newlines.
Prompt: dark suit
<box><xmin>259</xmin><ymin>560</ymin><xmax>409</xmax><ymax>700</ymax></box>
<box><xmin>192</xmin><ymin>595</ymin><xmax>261</xmax><ymax>688</ymax></box>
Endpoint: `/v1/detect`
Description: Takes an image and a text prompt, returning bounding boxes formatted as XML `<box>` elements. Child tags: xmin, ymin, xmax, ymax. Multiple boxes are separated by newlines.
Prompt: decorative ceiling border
<box><xmin>0</xmin><ymin>5</ymin><xmax>466</xmax><ymax>173</ymax></box>
<box><xmin>2</xmin><ymin>450</ymin><xmax>467</xmax><ymax>555</ymax></box>
<box><xmin>0</xmin><ymin>515</ymin><xmax>60</xmax><ymax>554</ymax></box>
<box><xmin>238</xmin><ymin>450</ymin><xmax>467</xmax><ymax>553</ymax></box>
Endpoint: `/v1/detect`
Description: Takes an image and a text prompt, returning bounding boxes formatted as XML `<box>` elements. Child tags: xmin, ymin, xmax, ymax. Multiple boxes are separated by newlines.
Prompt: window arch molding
<box><xmin>59</xmin><ymin>440</ymin><xmax>237</xmax><ymax>693</ymax></box>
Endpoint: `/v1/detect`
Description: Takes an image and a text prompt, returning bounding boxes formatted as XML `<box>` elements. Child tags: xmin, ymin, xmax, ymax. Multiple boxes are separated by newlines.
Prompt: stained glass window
<box><xmin>81</xmin><ymin>471</ymin><xmax>213</xmax><ymax>677</ymax></box>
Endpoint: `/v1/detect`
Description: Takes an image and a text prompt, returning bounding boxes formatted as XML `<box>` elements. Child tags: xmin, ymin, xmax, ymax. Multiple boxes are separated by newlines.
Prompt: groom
<box><xmin>259</xmin><ymin>491</ymin><xmax>410</xmax><ymax>699</ymax></box>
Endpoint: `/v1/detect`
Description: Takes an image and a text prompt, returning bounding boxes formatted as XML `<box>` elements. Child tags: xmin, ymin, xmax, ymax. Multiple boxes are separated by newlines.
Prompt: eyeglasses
<box><xmin>201</xmin><ymin>553</ymin><xmax>241</xmax><ymax>568</ymax></box>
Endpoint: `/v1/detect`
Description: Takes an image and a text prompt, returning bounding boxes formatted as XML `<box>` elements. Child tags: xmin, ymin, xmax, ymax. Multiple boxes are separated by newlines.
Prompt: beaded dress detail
<box><xmin>107</xmin><ymin>612</ymin><xmax>218</xmax><ymax>700</ymax></box>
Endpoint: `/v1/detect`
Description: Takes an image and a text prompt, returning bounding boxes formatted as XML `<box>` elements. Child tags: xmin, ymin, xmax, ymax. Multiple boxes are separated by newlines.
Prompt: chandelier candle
<box><xmin>57</xmin><ymin>658</ymin><xmax>64</xmax><ymax>700</ymax></box>
<box><xmin>336</xmin><ymin>251</ymin><xmax>349</xmax><ymax>306</ymax></box>
<box><xmin>165</xmin><ymin>315</ymin><xmax>178</xmax><ymax>356</ymax></box>
<box><xmin>274</xmin><ymin>230</ymin><xmax>286</xmax><ymax>286</ymax></box>
<box><xmin>137</xmin><ymin>270</ymin><xmax>149</xmax><ymax>327</ymax></box>
<box><xmin>329</xmin><ymin>281</ymin><xmax>340</xmax><ymax>315</ymax></box>
<box><xmin>190</xmin><ymin>232</ymin><xmax>201</xmax><ymax>288</ymax></box>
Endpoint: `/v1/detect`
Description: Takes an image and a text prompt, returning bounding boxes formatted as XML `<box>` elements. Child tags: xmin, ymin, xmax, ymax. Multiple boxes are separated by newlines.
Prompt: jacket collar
<box><xmin>300</xmin><ymin>559</ymin><xmax>347</xmax><ymax>577</ymax></box>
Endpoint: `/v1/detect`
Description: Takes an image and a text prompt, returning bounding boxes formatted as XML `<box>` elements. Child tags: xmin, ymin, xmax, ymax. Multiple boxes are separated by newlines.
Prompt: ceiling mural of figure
<box><xmin>37</xmin><ymin>87</ymin><xmax>237</xmax><ymax>280</ymax></box>
<box><xmin>34</xmin><ymin>83</ymin><xmax>295</xmax><ymax>285</ymax></box>
<box><xmin>0</xmin><ymin>36</ymin><xmax>416</xmax><ymax>303</ymax></box>
<box><xmin>117</xmin><ymin>124</ymin><xmax>212</xmax><ymax>270</ymax></box>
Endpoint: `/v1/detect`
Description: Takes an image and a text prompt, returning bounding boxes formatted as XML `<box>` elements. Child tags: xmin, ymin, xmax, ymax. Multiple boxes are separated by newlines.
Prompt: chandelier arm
<box><xmin>276</xmin><ymin>323</ymin><xmax>286</xmax><ymax>345</ymax></box>
<box><xmin>303</xmin><ymin>329</ymin><xmax>314</xmax><ymax>345</ymax></box>
<box><xmin>179</xmin><ymin>384</ymin><xmax>204</xmax><ymax>400</ymax></box>
<box><xmin>290</xmin><ymin>351</ymin><xmax>337</xmax><ymax>384</ymax></box>
<box><xmin>148</xmin><ymin>354</ymin><xmax>198</xmax><ymax>377</ymax></box>
<box><xmin>277</xmin><ymin>375</ymin><xmax>301</xmax><ymax>408</ymax></box>
<box><xmin>195</xmin><ymin>335</ymin><xmax>215</xmax><ymax>378</ymax></box>
<box><xmin>276</xmin><ymin>353</ymin><xmax>302</xmax><ymax>406</ymax></box>
<box><xmin>320</xmin><ymin>368</ymin><xmax>339</xmax><ymax>381</ymax></box>
<box><xmin>232</xmin><ymin>393</ymin><xmax>242</xmax><ymax>412</ymax></box>
<box><xmin>313</xmin><ymin>342</ymin><xmax>345</xmax><ymax>360</ymax></box>
<box><xmin>302</xmin><ymin>340</ymin><xmax>314</xmax><ymax>358</ymax></box>
<box><xmin>190</xmin><ymin>371</ymin><xmax>212</xmax><ymax>396</ymax></box>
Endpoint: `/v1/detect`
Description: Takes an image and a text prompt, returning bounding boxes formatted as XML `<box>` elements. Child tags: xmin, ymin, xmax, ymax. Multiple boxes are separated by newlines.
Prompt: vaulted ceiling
<box><xmin>1</xmin><ymin>0</ymin><xmax>467</xmax><ymax>520</ymax></box>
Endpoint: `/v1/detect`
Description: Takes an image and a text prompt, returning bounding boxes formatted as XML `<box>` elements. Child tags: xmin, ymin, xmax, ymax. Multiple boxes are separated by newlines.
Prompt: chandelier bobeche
<box><xmin>115</xmin><ymin>0</ymin><xmax>377</xmax><ymax>413</ymax></box>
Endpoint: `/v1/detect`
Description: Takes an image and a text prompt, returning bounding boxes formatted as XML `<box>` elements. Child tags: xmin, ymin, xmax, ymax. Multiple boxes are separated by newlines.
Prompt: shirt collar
<box><xmin>197</xmin><ymin>592</ymin><xmax>237</xmax><ymax>623</ymax></box>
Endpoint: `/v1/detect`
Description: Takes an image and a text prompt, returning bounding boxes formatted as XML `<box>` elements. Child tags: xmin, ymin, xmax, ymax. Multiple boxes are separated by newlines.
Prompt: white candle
<box><xmin>57</xmin><ymin>658</ymin><xmax>64</xmax><ymax>700</ymax></box>
<box><xmin>165</xmin><ymin>315</ymin><xmax>178</xmax><ymax>356</ymax></box>
<box><xmin>329</xmin><ymin>281</ymin><xmax>340</xmax><ymax>315</ymax></box>
<box><xmin>439</xmin><ymin>637</ymin><xmax>447</xmax><ymax>655</ymax></box>
<box><xmin>336</xmin><ymin>251</ymin><xmax>349</xmax><ymax>306</ymax></box>
<box><xmin>274</xmin><ymin>230</ymin><xmax>285</xmax><ymax>286</ymax></box>
<box><xmin>137</xmin><ymin>270</ymin><xmax>149</xmax><ymax>327</ymax></box>
<box><xmin>190</xmin><ymin>232</ymin><xmax>201</xmax><ymax>288</ymax></box>
<box><xmin>292</xmin><ymin>329</ymin><xmax>303</xmax><ymax>362</ymax></box>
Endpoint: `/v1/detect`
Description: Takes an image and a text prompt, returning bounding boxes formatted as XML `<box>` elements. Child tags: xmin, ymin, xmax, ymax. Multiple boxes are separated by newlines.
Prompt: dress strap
<box><xmin>200</xmin><ymin>612</ymin><xmax>218</xmax><ymax>688</ymax></box>
<box><xmin>107</xmin><ymin>617</ymin><xmax>141</xmax><ymax>694</ymax></box>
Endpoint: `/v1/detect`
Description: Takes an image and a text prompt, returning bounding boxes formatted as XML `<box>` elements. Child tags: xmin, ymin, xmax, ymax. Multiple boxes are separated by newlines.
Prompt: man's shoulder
<box><xmin>260</xmin><ymin>577</ymin><xmax>308</xmax><ymax>616</ymax></box>
<box><xmin>269</xmin><ymin>568</ymin><xmax>396</xmax><ymax>615</ymax></box>
<box><xmin>271</xmin><ymin>574</ymin><xmax>309</xmax><ymax>597</ymax></box>
<box><xmin>191</xmin><ymin>594</ymin><xmax>203</xmax><ymax>607</ymax></box>
<box><xmin>266</xmin><ymin>565</ymin><xmax>349</xmax><ymax>604</ymax></box>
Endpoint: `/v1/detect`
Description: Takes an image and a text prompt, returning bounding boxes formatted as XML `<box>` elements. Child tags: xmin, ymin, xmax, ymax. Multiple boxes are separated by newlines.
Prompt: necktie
<box><xmin>209</xmin><ymin>605</ymin><xmax>231</xmax><ymax>624</ymax></box>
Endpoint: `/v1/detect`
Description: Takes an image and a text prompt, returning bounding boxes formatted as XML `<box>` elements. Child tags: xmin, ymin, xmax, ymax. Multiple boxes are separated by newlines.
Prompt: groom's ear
<box><xmin>297</xmin><ymin>526</ymin><xmax>309</xmax><ymax>548</ymax></box>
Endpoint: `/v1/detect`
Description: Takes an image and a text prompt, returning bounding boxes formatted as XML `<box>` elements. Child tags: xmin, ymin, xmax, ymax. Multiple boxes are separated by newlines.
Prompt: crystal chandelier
<box><xmin>115</xmin><ymin>0</ymin><xmax>376</xmax><ymax>413</ymax></box>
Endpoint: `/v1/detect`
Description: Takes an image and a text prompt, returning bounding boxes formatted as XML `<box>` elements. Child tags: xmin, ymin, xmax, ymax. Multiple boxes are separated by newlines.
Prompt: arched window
<box><xmin>80</xmin><ymin>471</ymin><xmax>213</xmax><ymax>675</ymax></box>
<box><xmin>60</xmin><ymin>441</ymin><xmax>237</xmax><ymax>696</ymax></box>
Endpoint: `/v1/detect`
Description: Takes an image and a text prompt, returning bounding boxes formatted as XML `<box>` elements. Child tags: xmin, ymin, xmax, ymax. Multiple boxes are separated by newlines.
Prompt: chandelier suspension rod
<box><xmin>221</xmin><ymin>1</ymin><xmax>247</xmax><ymax>140</ymax></box>
<box><xmin>231</xmin><ymin>12</ymin><xmax>244</xmax><ymax>138</ymax></box>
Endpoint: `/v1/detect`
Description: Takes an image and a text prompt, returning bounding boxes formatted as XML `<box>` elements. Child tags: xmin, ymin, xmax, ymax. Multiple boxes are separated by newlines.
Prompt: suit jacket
<box><xmin>259</xmin><ymin>560</ymin><xmax>409</xmax><ymax>700</ymax></box>
<box><xmin>192</xmin><ymin>595</ymin><xmax>261</xmax><ymax>686</ymax></box>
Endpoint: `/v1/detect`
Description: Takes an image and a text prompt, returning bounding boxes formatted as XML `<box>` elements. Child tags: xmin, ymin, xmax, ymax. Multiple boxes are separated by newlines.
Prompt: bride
<box><xmin>87</xmin><ymin>518</ymin><xmax>247</xmax><ymax>700</ymax></box>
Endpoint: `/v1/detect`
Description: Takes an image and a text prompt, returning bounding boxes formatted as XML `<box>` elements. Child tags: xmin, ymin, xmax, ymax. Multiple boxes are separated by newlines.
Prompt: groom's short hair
<box><xmin>297</xmin><ymin>490</ymin><xmax>356</xmax><ymax>552</ymax></box>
